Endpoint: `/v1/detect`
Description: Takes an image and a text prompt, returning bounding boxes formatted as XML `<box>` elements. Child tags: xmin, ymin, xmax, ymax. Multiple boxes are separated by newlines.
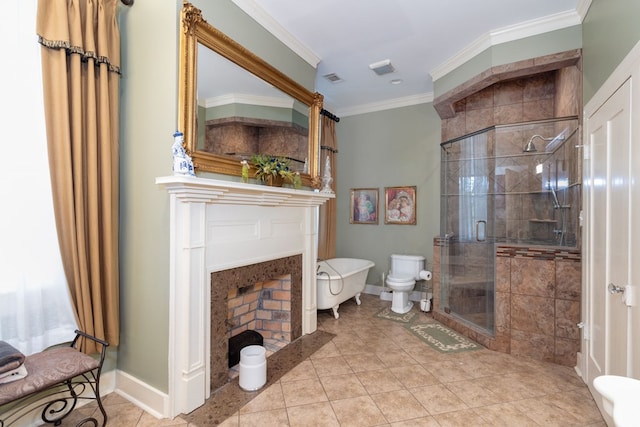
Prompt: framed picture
<box><xmin>350</xmin><ymin>188</ymin><xmax>379</xmax><ymax>224</ymax></box>
<box><xmin>384</xmin><ymin>186</ymin><xmax>417</xmax><ymax>225</ymax></box>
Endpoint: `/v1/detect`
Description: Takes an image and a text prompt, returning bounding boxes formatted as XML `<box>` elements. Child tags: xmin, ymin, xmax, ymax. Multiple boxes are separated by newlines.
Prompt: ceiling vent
<box><xmin>369</xmin><ymin>59</ymin><xmax>395</xmax><ymax>76</ymax></box>
<box><xmin>323</xmin><ymin>73</ymin><xmax>344</xmax><ymax>83</ymax></box>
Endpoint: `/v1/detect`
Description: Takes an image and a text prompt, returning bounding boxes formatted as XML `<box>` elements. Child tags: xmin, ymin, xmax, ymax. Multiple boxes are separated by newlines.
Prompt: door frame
<box><xmin>582</xmin><ymin>38</ymin><xmax>640</xmax><ymax>423</ymax></box>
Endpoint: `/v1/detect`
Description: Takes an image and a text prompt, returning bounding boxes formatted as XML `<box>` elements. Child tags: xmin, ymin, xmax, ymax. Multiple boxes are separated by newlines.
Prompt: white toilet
<box><xmin>593</xmin><ymin>375</ymin><xmax>640</xmax><ymax>427</ymax></box>
<box><xmin>386</xmin><ymin>254</ymin><xmax>426</xmax><ymax>314</ymax></box>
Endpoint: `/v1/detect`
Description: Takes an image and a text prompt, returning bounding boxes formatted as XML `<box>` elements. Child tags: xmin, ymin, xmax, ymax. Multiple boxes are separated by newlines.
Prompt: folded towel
<box><xmin>0</xmin><ymin>364</ymin><xmax>28</xmax><ymax>384</ymax></box>
<box><xmin>0</xmin><ymin>341</ymin><xmax>26</xmax><ymax>375</ymax></box>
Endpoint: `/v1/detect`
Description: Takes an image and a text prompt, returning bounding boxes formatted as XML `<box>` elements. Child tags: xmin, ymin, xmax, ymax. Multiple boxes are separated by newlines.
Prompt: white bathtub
<box><xmin>316</xmin><ymin>258</ymin><xmax>375</xmax><ymax>319</ymax></box>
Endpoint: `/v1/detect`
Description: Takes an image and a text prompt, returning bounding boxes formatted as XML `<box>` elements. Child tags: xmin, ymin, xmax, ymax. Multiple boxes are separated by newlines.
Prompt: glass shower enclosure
<box><xmin>440</xmin><ymin>117</ymin><xmax>580</xmax><ymax>334</ymax></box>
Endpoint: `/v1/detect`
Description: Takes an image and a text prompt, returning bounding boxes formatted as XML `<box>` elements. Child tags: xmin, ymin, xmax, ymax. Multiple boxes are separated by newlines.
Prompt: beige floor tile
<box><xmin>410</xmin><ymin>384</ymin><xmax>468</xmax><ymax>415</ymax></box>
<box><xmin>389</xmin><ymin>364</ymin><xmax>439</xmax><ymax>389</ymax></box>
<box><xmin>389</xmin><ymin>416</ymin><xmax>441</xmax><ymax>426</ymax></box>
<box><xmin>333</xmin><ymin>336</ymin><xmax>370</xmax><ymax>356</ymax></box>
<box><xmin>472</xmin><ymin>402</ymin><xmax>539</xmax><ymax>426</ymax></box>
<box><xmin>330</xmin><ymin>395</ymin><xmax>387</xmax><ymax>427</ymax></box>
<box><xmin>433</xmin><ymin>408</ymin><xmax>493</xmax><ymax>426</ymax></box>
<box><xmin>286</xmin><ymin>402</ymin><xmax>340</xmax><ymax>426</ymax></box>
<box><xmin>369</xmin><ymin>389</ymin><xmax>429</xmax><ymax>422</ymax></box>
<box><xmin>356</xmin><ymin>369</ymin><xmax>404</xmax><ymax>394</ymax></box>
<box><xmin>280</xmin><ymin>359</ymin><xmax>318</xmax><ymax>382</ymax></box>
<box><xmin>422</xmin><ymin>359</ymin><xmax>476</xmax><ymax>383</ymax></box>
<box><xmin>136</xmin><ymin>412</ymin><xmax>189</xmax><ymax>426</ymax></box>
<box><xmin>473</xmin><ymin>373</ymin><xmax>541</xmax><ymax>401</ymax></box>
<box><xmin>319</xmin><ymin>373</ymin><xmax>368</xmax><ymax>401</ymax></box>
<box><xmin>309</xmin><ymin>340</ymin><xmax>341</xmax><ymax>359</ymax></box>
<box><xmin>280</xmin><ymin>378</ymin><xmax>328</xmax><ymax>407</ymax></box>
<box><xmin>239</xmin><ymin>382</ymin><xmax>285</xmax><ymax>414</ymax></box>
<box><xmin>98</xmin><ymin>402</ymin><xmax>144</xmax><ymax>426</ymax></box>
<box><xmin>375</xmin><ymin>348</ymin><xmax>418</xmax><ymax>368</ymax></box>
<box><xmin>237</xmin><ymin>408</ymin><xmax>289</xmax><ymax>426</ymax></box>
<box><xmin>444</xmin><ymin>379</ymin><xmax>503</xmax><ymax>408</ymax></box>
<box><xmin>344</xmin><ymin>352</ymin><xmax>386</xmax><ymax>372</ymax></box>
<box><xmin>217</xmin><ymin>412</ymin><xmax>239</xmax><ymax>426</ymax></box>
<box><xmin>511</xmin><ymin>396</ymin><xmax>584</xmax><ymax>426</ymax></box>
<box><xmin>549</xmin><ymin>388</ymin><xmax>606</xmax><ymax>424</ymax></box>
<box><xmin>311</xmin><ymin>355</ymin><xmax>354</xmax><ymax>377</ymax></box>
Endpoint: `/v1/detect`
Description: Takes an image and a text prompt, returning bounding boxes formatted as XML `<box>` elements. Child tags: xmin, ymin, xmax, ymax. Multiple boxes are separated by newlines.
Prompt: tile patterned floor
<box><xmin>64</xmin><ymin>293</ymin><xmax>606</xmax><ymax>426</ymax></box>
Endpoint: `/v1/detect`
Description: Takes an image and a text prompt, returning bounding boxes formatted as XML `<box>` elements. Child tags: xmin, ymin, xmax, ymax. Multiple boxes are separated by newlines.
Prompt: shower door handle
<box><xmin>475</xmin><ymin>220</ymin><xmax>486</xmax><ymax>242</ymax></box>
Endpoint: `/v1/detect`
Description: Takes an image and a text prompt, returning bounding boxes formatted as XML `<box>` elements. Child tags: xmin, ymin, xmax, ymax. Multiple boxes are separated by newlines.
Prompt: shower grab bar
<box><xmin>475</xmin><ymin>220</ymin><xmax>486</xmax><ymax>242</ymax></box>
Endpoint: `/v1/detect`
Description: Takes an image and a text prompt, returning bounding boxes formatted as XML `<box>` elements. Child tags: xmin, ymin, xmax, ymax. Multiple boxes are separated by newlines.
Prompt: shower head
<box><xmin>524</xmin><ymin>134</ymin><xmax>565</xmax><ymax>153</ymax></box>
<box><xmin>524</xmin><ymin>137</ymin><xmax>539</xmax><ymax>153</ymax></box>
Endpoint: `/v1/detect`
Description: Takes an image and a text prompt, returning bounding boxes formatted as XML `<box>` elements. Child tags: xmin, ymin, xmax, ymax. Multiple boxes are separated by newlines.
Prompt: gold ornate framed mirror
<box><xmin>178</xmin><ymin>2</ymin><xmax>323</xmax><ymax>185</ymax></box>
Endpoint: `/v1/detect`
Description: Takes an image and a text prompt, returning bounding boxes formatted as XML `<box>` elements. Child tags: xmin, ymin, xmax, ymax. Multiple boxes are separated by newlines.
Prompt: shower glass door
<box><xmin>440</xmin><ymin>129</ymin><xmax>495</xmax><ymax>334</ymax></box>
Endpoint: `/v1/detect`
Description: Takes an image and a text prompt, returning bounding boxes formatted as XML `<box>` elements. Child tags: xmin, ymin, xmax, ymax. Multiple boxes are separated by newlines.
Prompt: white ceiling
<box><xmin>232</xmin><ymin>0</ymin><xmax>587</xmax><ymax>117</ymax></box>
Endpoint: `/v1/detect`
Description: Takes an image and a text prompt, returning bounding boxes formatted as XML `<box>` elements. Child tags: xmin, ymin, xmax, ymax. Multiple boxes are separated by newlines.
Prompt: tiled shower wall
<box><xmin>432</xmin><ymin>241</ymin><xmax>581</xmax><ymax>366</ymax></box>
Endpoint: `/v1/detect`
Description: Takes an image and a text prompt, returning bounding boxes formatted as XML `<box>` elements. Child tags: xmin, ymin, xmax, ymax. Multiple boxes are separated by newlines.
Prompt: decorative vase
<box><xmin>265</xmin><ymin>175</ymin><xmax>284</xmax><ymax>187</ymax></box>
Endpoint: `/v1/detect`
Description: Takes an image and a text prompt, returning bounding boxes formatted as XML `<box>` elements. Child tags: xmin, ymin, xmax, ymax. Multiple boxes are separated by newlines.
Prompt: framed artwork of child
<box><xmin>384</xmin><ymin>186</ymin><xmax>416</xmax><ymax>225</ymax></box>
<box><xmin>350</xmin><ymin>188</ymin><xmax>379</xmax><ymax>224</ymax></box>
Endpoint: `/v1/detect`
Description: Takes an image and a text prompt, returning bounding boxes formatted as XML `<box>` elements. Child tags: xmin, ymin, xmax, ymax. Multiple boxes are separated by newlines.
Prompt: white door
<box><xmin>584</xmin><ymin>77</ymin><xmax>635</xmax><ymax>391</ymax></box>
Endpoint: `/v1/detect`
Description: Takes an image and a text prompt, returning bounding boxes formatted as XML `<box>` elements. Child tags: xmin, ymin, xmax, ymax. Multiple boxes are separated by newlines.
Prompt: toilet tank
<box><xmin>389</xmin><ymin>254</ymin><xmax>425</xmax><ymax>280</ymax></box>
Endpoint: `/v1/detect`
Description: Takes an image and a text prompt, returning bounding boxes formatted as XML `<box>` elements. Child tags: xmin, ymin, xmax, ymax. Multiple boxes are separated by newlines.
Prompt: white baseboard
<box><xmin>115</xmin><ymin>369</ymin><xmax>169</xmax><ymax>419</ymax></box>
<box><xmin>574</xmin><ymin>351</ymin><xmax>584</xmax><ymax>381</ymax></box>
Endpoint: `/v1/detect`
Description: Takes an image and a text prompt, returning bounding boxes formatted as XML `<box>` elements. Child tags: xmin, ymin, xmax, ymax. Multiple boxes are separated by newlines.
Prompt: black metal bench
<box><xmin>0</xmin><ymin>330</ymin><xmax>108</xmax><ymax>427</ymax></box>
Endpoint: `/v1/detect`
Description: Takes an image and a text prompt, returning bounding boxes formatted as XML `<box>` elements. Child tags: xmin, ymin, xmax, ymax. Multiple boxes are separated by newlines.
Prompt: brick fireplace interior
<box><xmin>210</xmin><ymin>255</ymin><xmax>302</xmax><ymax>390</ymax></box>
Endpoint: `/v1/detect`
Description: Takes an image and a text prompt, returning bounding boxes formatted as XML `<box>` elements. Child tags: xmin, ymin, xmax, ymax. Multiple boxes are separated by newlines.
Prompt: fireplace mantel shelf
<box><xmin>156</xmin><ymin>175</ymin><xmax>334</xmax><ymax>207</ymax></box>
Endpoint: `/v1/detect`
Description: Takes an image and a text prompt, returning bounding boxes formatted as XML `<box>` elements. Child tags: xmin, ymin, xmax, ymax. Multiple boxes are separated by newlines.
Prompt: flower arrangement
<box><xmin>250</xmin><ymin>154</ymin><xmax>295</xmax><ymax>185</ymax></box>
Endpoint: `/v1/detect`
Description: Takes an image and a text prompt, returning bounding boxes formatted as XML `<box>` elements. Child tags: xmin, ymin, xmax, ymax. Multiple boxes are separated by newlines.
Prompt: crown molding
<box><xmin>336</xmin><ymin>93</ymin><xmax>434</xmax><ymax>118</ymax></box>
<box><xmin>430</xmin><ymin>9</ymin><xmax>582</xmax><ymax>82</ymax></box>
<box><xmin>231</xmin><ymin>0</ymin><xmax>321</xmax><ymax>68</ymax></box>
<box><xmin>576</xmin><ymin>0</ymin><xmax>593</xmax><ymax>22</ymax></box>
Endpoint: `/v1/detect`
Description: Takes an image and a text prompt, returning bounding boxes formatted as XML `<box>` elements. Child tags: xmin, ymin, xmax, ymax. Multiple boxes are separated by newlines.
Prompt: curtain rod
<box><xmin>121</xmin><ymin>0</ymin><xmax>134</xmax><ymax>5</ymax></box>
<box><xmin>320</xmin><ymin>108</ymin><xmax>340</xmax><ymax>123</ymax></box>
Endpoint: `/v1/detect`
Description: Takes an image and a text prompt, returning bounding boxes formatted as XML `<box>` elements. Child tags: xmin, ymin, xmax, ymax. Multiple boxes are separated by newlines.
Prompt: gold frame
<box><xmin>384</xmin><ymin>186</ymin><xmax>417</xmax><ymax>225</ymax></box>
<box><xmin>178</xmin><ymin>3</ymin><xmax>323</xmax><ymax>185</ymax></box>
<box><xmin>349</xmin><ymin>188</ymin><xmax>379</xmax><ymax>224</ymax></box>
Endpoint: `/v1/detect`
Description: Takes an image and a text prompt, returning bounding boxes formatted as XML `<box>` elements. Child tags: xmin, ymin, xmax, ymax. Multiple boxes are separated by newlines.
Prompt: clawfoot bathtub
<box><xmin>317</xmin><ymin>258</ymin><xmax>375</xmax><ymax>319</ymax></box>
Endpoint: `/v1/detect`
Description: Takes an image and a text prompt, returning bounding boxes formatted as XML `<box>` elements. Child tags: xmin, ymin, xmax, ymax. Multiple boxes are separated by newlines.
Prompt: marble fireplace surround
<box><xmin>210</xmin><ymin>255</ymin><xmax>302</xmax><ymax>390</ymax></box>
<box><xmin>156</xmin><ymin>176</ymin><xmax>333</xmax><ymax>417</ymax></box>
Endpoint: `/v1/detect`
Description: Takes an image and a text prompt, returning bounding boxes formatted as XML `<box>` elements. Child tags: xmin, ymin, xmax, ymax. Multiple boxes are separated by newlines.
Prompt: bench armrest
<box><xmin>70</xmin><ymin>329</ymin><xmax>110</xmax><ymax>368</ymax></box>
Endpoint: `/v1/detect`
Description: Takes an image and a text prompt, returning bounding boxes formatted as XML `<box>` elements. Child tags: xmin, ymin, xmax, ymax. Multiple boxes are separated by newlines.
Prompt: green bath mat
<box><xmin>375</xmin><ymin>306</ymin><xmax>417</xmax><ymax>323</ymax></box>
<box><xmin>406</xmin><ymin>323</ymin><xmax>482</xmax><ymax>353</ymax></box>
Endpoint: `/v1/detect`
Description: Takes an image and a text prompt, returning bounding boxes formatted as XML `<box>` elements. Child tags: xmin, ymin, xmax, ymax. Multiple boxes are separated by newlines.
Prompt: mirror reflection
<box><xmin>196</xmin><ymin>44</ymin><xmax>309</xmax><ymax>173</ymax></box>
<box><xmin>178</xmin><ymin>2</ymin><xmax>322</xmax><ymax>183</ymax></box>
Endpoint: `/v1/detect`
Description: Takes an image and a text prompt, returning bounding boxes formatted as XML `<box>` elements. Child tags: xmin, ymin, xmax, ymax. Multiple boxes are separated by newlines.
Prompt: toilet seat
<box><xmin>386</xmin><ymin>274</ymin><xmax>415</xmax><ymax>285</ymax></box>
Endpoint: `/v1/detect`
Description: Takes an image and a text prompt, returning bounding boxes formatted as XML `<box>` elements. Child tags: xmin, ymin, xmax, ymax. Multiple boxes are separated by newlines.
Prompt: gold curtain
<box><xmin>36</xmin><ymin>0</ymin><xmax>120</xmax><ymax>353</ymax></box>
<box><xmin>317</xmin><ymin>116</ymin><xmax>337</xmax><ymax>260</ymax></box>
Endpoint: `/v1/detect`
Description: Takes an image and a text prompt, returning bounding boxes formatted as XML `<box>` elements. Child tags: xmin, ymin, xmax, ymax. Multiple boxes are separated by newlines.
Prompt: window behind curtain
<box><xmin>0</xmin><ymin>0</ymin><xmax>77</xmax><ymax>355</ymax></box>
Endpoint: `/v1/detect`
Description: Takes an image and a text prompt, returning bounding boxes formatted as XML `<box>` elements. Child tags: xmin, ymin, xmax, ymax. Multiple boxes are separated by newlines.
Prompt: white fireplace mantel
<box><xmin>156</xmin><ymin>175</ymin><xmax>334</xmax><ymax>207</ymax></box>
<box><xmin>156</xmin><ymin>176</ymin><xmax>333</xmax><ymax>417</ymax></box>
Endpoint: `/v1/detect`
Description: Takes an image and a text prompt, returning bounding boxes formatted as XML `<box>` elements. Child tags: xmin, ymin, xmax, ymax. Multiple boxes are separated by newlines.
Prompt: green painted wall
<box><xmin>118</xmin><ymin>0</ymin><xmax>316</xmax><ymax>392</ymax></box>
<box><xmin>582</xmin><ymin>0</ymin><xmax>640</xmax><ymax>103</ymax></box>
<box><xmin>335</xmin><ymin>104</ymin><xmax>442</xmax><ymax>287</ymax></box>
